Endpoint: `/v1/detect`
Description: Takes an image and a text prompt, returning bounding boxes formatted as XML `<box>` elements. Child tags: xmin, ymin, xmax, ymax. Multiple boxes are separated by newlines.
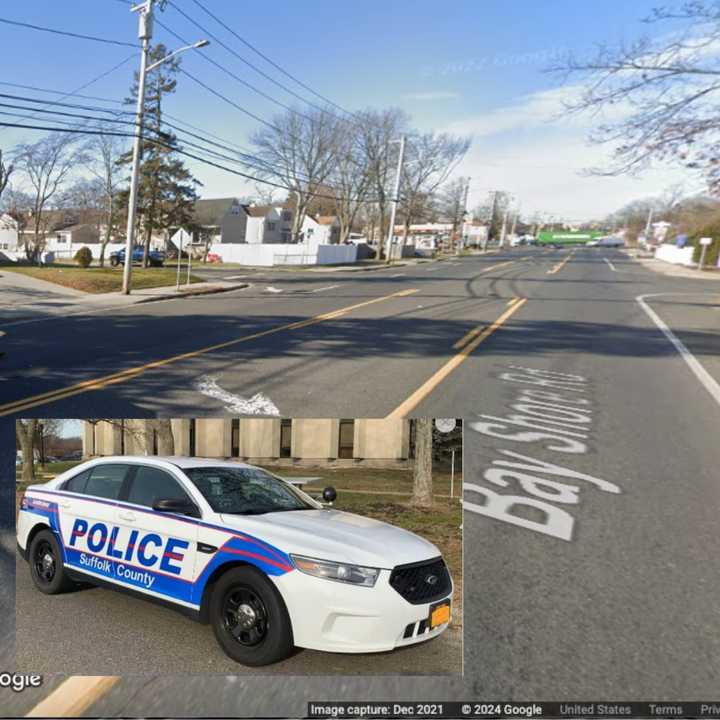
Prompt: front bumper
<box><xmin>272</xmin><ymin>567</ymin><xmax>453</xmax><ymax>654</ymax></box>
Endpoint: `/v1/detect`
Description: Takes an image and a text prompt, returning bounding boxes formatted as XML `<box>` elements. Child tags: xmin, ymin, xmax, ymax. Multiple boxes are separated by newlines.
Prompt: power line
<box><xmin>0</xmin><ymin>16</ymin><xmax>137</xmax><ymax>48</ymax></box>
<box><xmin>188</xmin><ymin>0</ymin><xmax>352</xmax><ymax>117</ymax></box>
<box><xmin>153</xmin><ymin>16</ymin><xmax>313</xmax><ymax>121</ymax></box>
<box><xmin>166</xmin><ymin>1</ymin><xmax>342</xmax><ymax>119</ymax></box>
<box><xmin>1</xmin><ymin>119</ymin><xmax>378</xmax><ymax>203</ymax></box>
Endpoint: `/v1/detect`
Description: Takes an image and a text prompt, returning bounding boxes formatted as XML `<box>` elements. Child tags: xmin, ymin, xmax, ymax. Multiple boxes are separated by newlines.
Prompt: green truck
<box><xmin>537</xmin><ymin>230</ymin><xmax>606</xmax><ymax>246</ymax></box>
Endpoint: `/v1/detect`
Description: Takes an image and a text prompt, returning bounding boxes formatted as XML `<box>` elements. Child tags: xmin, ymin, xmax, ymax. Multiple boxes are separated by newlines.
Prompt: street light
<box><xmin>122</xmin><ymin>0</ymin><xmax>208</xmax><ymax>295</ymax></box>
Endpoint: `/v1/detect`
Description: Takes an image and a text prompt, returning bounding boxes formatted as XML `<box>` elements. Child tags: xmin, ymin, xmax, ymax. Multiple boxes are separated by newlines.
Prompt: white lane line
<box><xmin>309</xmin><ymin>284</ymin><xmax>340</xmax><ymax>293</ymax></box>
<box><xmin>264</xmin><ymin>286</ymin><xmax>284</xmax><ymax>293</ymax></box>
<box><xmin>637</xmin><ymin>293</ymin><xmax>720</xmax><ymax>407</ymax></box>
<box><xmin>195</xmin><ymin>375</ymin><xmax>280</xmax><ymax>415</ymax></box>
<box><xmin>604</xmin><ymin>257</ymin><xmax>617</xmax><ymax>271</ymax></box>
<box><xmin>391</xmin><ymin>273</ymin><xmax>405</xmax><ymax>278</ymax></box>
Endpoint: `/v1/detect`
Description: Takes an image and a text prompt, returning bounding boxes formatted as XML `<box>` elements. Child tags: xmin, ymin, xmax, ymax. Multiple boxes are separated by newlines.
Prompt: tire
<box><xmin>209</xmin><ymin>566</ymin><xmax>294</xmax><ymax>666</ymax></box>
<box><xmin>28</xmin><ymin>529</ymin><xmax>75</xmax><ymax>595</ymax></box>
<box><xmin>110</xmin><ymin>256</ymin><xmax>119</xmax><ymax>267</ymax></box>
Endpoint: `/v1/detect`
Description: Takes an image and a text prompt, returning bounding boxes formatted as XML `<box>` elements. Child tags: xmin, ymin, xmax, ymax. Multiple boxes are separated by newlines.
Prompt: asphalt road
<box><xmin>2</xmin><ymin>248</ymin><xmax>720</xmax><ymax>714</ymax></box>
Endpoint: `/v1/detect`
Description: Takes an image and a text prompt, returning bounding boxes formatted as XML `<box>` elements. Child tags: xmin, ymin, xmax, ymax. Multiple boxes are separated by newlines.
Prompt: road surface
<box><xmin>2</xmin><ymin>247</ymin><xmax>720</xmax><ymax>713</ymax></box>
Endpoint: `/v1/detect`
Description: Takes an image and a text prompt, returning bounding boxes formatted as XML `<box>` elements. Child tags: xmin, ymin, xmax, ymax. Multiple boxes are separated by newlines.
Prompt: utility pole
<box><xmin>644</xmin><ymin>207</ymin><xmax>654</xmax><ymax>243</ymax></box>
<box><xmin>458</xmin><ymin>177</ymin><xmax>470</xmax><ymax>255</ymax></box>
<box><xmin>484</xmin><ymin>190</ymin><xmax>498</xmax><ymax>251</ymax></box>
<box><xmin>122</xmin><ymin>0</ymin><xmax>155</xmax><ymax>295</ymax></box>
<box><xmin>510</xmin><ymin>206</ymin><xmax>519</xmax><ymax>240</ymax></box>
<box><xmin>500</xmin><ymin>207</ymin><xmax>510</xmax><ymax>248</ymax></box>
<box><xmin>385</xmin><ymin>135</ymin><xmax>406</xmax><ymax>264</ymax></box>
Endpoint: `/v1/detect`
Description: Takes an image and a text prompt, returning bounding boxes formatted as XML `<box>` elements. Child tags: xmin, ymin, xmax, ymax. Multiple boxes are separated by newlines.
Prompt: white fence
<box><xmin>209</xmin><ymin>242</ymin><xmax>357</xmax><ymax>266</ymax></box>
<box><xmin>655</xmin><ymin>244</ymin><xmax>695</xmax><ymax>266</ymax></box>
<box><xmin>43</xmin><ymin>243</ymin><xmax>127</xmax><ymax>262</ymax></box>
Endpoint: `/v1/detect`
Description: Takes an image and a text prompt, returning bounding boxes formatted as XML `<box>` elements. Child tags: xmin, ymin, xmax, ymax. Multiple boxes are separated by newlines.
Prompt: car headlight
<box><xmin>290</xmin><ymin>554</ymin><xmax>379</xmax><ymax>587</ymax></box>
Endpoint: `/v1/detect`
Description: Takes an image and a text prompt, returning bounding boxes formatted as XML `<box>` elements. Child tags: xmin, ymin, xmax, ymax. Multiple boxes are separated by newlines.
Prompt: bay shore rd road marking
<box><xmin>547</xmin><ymin>250</ymin><xmax>575</xmax><ymax>275</ymax></box>
<box><xmin>604</xmin><ymin>257</ymin><xmax>618</xmax><ymax>271</ymax></box>
<box><xmin>26</xmin><ymin>676</ymin><xmax>120</xmax><ymax>718</ymax></box>
<box><xmin>637</xmin><ymin>293</ymin><xmax>720</xmax><ymax>408</ymax></box>
<box><xmin>0</xmin><ymin>288</ymin><xmax>419</xmax><ymax>417</ymax></box>
<box><xmin>387</xmin><ymin>297</ymin><xmax>528</xmax><ymax>419</ymax></box>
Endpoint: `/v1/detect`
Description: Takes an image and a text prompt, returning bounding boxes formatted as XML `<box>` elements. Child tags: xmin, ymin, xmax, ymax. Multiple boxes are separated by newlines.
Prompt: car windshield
<box><xmin>184</xmin><ymin>466</ymin><xmax>316</xmax><ymax>515</ymax></box>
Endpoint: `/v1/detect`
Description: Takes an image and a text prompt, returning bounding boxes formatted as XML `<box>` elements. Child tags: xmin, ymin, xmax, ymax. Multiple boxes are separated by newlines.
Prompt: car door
<box><xmin>58</xmin><ymin>463</ymin><xmax>131</xmax><ymax>583</ymax></box>
<box><xmin>114</xmin><ymin>464</ymin><xmax>199</xmax><ymax>608</ymax></box>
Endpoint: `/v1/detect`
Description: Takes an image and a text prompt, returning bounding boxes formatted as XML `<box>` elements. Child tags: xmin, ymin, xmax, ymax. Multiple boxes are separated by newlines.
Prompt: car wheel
<box><xmin>110</xmin><ymin>256</ymin><xmax>119</xmax><ymax>267</ymax></box>
<box><xmin>210</xmin><ymin>566</ymin><xmax>294</xmax><ymax>666</ymax></box>
<box><xmin>28</xmin><ymin>529</ymin><xmax>75</xmax><ymax>595</ymax></box>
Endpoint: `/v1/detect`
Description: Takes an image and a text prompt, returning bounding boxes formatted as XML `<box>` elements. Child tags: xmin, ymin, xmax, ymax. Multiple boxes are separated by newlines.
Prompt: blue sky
<box><xmin>0</xmin><ymin>0</ymin><xmax>700</xmax><ymax>220</ymax></box>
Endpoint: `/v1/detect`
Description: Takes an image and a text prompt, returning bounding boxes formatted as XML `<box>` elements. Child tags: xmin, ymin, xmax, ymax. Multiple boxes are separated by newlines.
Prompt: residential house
<box><xmin>0</xmin><ymin>213</ymin><xmax>19</xmax><ymax>253</ymax></box>
<box><xmin>245</xmin><ymin>204</ymin><xmax>294</xmax><ymax>244</ymax></box>
<box><xmin>301</xmin><ymin>215</ymin><xmax>341</xmax><ymax>247</ymax></box>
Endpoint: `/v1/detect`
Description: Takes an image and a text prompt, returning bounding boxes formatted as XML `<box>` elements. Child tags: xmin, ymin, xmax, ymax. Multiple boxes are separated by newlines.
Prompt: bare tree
<box><xmin>16</xmin><ymin>420</ymin><xmax>38</xmax><ymax>484</ymax></box>
<box><xmin>329</xmin><ymin>119</ymin><xmax>373</xmax><ymax>243</ymax></box>
<box><xmin>12</xmin><ymin>132</ymin><xmax>85</xmax><ymax>262</ymax></box>
<box><xmin>398</xmin><ymin>132</ymin><xmax>471</xmax><ymax>250</ymax></box>
<box><xmin>0</xmin><ymin>150</ymin><xmax>13</xmax><ymax>201</ymax></box>
<box><xmin>549</xmin><ymin>2</ymin><xmax>720</xmax><ymax>188</ymax></box>
<box><xmin>249</xmin><ymin>108</ymin><xmax>339</xmax><ymax>241</ymax></box>
<box><xmin>439</xmin><ymin>177</ymin><xmax>471</xmax><ymax>252</ymax></box>
<box><xmin>86</xmin><ymin>130</ymin><xmax>127</xmax><ymax>266</ymax></box>
<box><xmin>356</xmin><ymin>108</ymin><xmax>409</xmax><ymax>258</ymax></box>
<box><xmin>411</xmin><ymin>419</ymin><xmax>433</xmax><ymax>508</ymax></box>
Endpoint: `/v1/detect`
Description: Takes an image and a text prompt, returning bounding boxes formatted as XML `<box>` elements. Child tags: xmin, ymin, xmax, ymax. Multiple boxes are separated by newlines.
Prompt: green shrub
<box><xmin>74</xmin><ymin>246</ymin><xmax>93</xmax><ymax>268</ymax></box>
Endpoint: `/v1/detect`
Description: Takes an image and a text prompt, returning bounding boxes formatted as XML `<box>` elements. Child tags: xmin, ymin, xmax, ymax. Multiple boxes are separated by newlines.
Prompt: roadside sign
<box><xmin>700</xmin><ymin>237</ymin><xmax>712</xmax><ymax>246</ymax></box>
<box><xmin>435</xmin><ymin>418</ymin><xmax>457</xmax><ymax>433</ymax></box>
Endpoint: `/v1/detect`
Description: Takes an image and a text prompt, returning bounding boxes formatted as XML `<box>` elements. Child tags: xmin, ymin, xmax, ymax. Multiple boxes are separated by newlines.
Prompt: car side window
<box><xmin>127</xmin><ymin>466</ymin><xmax>193</xmax><ymax>509</ymax></box>
<box><xmin>83</xmin><ymin>465</ymin><xmax>128</xmax><ymax>500</ymax></box>
<box><xmin>62</xmin><ymin>469</ymin><xmax>91</xmax><ymax>494</ymax></box>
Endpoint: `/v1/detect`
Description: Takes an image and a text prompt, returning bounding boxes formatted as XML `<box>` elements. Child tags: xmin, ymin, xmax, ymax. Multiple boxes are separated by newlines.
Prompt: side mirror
<box><xmin>153</xmin><ymin>498</ymin><xmax>201</xmax><ymax>518</ymax></box>
<box><xmin>322</xmin><ymin>486</ymin><xmax>337</xmax><ymax>503</ymax></box>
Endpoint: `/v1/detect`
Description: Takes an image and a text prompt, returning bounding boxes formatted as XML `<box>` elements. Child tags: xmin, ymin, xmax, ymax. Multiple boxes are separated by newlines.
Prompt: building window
<box><xmin>56</xmin><ymin>234</ymin><xmax>67</xmax><ymax>244</ymax></box>
<box><xmin>189</xmin><ymin>419</ymin><xmax>196</xmax><ymax>457</ymax></box>
<box><xmin>231</xmin><ymin>419</ymin><xmax>240</xmax><ymax>457</ymax></box>
<box><xmin>338</xmin><ymin>419</ymin><xmax>355</xmax><ymax>459</ymax></box>
<box><xmin>279</xmin><ymin>419</ymin><xmax>292</xmax><ymax>458</ymax></box>
<box><xmin>281</xmin><ymin>210</ymin><xmax>292</xmax><ymax>222</ymax></box>
<box><xmin>267</xmin><ymin>221</ymin><xmax>276</xmax><ymax>231</ymax></box>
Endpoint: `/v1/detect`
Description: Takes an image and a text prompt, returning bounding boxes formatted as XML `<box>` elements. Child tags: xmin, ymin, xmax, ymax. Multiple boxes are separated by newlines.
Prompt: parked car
<box><xmin>109</xmin><ymin>247</ymin><xmax>165</xmax><ymax>267</ymax></box>
<box><xmin>17</xmin><ymin>456</ymin><xmax>453</xmax><ymax>666</ymax></box>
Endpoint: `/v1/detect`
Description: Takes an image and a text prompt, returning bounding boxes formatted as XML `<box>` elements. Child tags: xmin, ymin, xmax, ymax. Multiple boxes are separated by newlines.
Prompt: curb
<box><xmin>134</xmin><ymin>282</ymin><xmax>250</xmax><ymax>304</ymax></box>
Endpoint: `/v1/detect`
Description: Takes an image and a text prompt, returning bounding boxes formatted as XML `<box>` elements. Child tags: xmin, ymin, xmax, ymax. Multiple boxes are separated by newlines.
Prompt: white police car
<box><xmin>17</xmin><ymin>456</ymin><xmax>453</xmax><ymax>666</ymax></box>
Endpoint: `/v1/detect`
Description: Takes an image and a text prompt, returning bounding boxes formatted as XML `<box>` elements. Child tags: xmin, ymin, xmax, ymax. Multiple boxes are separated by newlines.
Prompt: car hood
<box><xmin>218</xmin><ymin>509</ymin><xmax>441</xmax><ymax>569</ymax></box>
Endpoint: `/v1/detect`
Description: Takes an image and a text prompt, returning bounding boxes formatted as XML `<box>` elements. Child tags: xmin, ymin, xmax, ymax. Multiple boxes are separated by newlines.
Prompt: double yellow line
<box><xmin>0</xmin><ymin>288</ymin><xmax>419</xmax><ymax>417</ymax></box>
<box><xmin>387</xmin><ymin>297</ymin><xmax>527</xmax><ymax>418</ymax></box>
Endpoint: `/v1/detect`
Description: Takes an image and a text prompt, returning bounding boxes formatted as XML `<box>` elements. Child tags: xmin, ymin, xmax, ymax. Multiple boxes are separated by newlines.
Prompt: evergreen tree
<box><xmin>118</xmin><ymin>44</ymin><xmax>200</xmax><ymax>267</ymax></box>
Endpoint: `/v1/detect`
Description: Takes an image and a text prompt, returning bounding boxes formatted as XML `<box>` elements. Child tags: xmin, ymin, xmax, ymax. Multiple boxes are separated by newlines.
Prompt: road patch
<box><xmin>196</xmin><ymin>375</ymin><xmax>280</xmax><ymax>416</ymax></box>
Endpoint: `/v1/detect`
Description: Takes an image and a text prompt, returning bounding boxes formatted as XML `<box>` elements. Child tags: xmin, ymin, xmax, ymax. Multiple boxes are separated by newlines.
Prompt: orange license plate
<box><xmin>430</xmin><ymin>601</ymin><xmax>451</xmax><ymax>628</ymax></box>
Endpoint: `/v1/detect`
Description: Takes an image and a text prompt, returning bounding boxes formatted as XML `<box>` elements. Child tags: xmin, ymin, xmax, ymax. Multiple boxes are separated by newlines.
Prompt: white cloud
<box><xmin>401</xmin><ymin>91</ymin><xmax>460</xmax><ymax>101</ymax></box>
<box><xmin>444</xmin><ymin>83</ymin><xmax>703</xmax><ymax>221</ymax></box>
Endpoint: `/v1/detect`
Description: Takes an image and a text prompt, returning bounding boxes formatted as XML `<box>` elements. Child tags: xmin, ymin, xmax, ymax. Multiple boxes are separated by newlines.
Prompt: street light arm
<box><xmin>146</xmin><ymin>40</ymin><xmax>209</xmax><ymax>72</ymax></box>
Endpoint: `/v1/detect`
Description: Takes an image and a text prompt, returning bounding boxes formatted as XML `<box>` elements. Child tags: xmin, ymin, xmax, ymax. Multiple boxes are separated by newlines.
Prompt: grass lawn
<box><xmin>4</xmin><ymin>265</ymin><xmax>203</xmax><ymax>293</ymax></box>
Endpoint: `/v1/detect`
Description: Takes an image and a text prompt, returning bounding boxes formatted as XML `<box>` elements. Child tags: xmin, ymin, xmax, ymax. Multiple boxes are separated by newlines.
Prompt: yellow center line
<box><xmin>547</xmin><ymin>249</ymin><xmax>575</xmax><ymax>275</ymax></box>
<box><xmin>481</xmin><ymin>260</ymin><xmax>514</xmax><ymax>273</ymax></box>
<box><xmin>387</xmin><ymin>297</ymin><xmax>528</xmax><ymax>419</ymax></box>
<box><xmin>0</xmin><ymin>288</ymin><xmax>419</xmax><ymax>417</ymax></box>
<box><xmin>452</xmin><ymin>325</ymin><xmax>484</xmax><ymax>350</ymax></box>
<box><xmin>26</xmin><ymin>676</ymin><xmax>120</xmax><ymax>718</ymax></box>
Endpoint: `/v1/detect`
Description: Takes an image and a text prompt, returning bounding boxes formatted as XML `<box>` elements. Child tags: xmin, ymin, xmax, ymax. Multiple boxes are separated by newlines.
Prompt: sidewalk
<box><xmin>627</xmin><ymin>250</ymin><xmax>720</xmax><ymax>280</ymax></box>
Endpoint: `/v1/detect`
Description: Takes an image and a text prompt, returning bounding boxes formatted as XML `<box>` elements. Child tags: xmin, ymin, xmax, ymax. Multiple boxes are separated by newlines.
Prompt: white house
<box><xmin>0</xmin><ymin>213</ymin><xmax>19</xmax><ymax>253</ymax></box>
<box><xmin>301</xmin><ymin>215</ymin><xmax>341</xmax><ymax>247</ymax></box>
<box><xmin>245</xmin><ymin>204</ymin><xmax>294</xmax><ymax>244</ymax></box>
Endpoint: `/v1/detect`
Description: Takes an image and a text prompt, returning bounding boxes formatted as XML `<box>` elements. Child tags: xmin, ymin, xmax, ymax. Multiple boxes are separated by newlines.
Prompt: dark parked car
<box><xmin>109</xmin><ymin>246</ymin><xmax>165</xmax><ymax>267</ymax></box>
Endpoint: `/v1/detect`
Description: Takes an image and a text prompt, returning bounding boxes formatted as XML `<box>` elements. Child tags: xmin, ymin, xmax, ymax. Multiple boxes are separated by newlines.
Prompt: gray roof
<box><xmin>192</xmin><ymin>198</ymin><xmax>243</xmax><ymax>226</ymax></box>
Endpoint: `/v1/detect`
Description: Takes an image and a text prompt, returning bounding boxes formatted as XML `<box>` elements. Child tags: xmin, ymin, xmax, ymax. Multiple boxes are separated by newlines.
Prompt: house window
<box><xmin>231</xmin><ymin>419</ymin><xmax>240</xmax><ymax>457</ymax></box>
<box><xmin>338</xmin><ymin>419</ymin><xmax>355</xmax><ymax>459</ymax></box>
<box><xmin>56</xmin><ymin>234</ymin><xmax>67</xmax><ymax>244</ymax></box>
<box><xmin>307</xmin><ymin>228</ymin><xmax>314</xmax><ymax>237</ymax></box>
<box><xmin>281</xmin><ymin>211</ymin><xmax>292</xmax><ymax>222</ymax></box>
<box><xmin>279</xmin><ymin>419</ymin><xmax>292</xmax><ymax>458</ymax></box>
<box><xmin>267</xmin><ymin>222</ymin><xmax>276</xmax><ymax>231</ymax></box>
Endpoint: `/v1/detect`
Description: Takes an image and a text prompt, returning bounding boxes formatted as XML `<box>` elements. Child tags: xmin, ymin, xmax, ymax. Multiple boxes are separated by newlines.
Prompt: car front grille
<box><xmin>389</xmin><ymin>557</ymin><xmax>451</xmax><ymax>605</ymax></box>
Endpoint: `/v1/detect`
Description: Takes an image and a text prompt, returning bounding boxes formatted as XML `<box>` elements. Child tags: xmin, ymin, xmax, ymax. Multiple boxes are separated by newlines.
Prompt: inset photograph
<box><xmin>15</xmin><ymin>417</ymin><xmax>462</xmax><ymax>675</ymax></box>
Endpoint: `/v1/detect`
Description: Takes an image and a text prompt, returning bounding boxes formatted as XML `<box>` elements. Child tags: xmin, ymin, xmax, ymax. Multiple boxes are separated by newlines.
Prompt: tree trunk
<box><xmin>411</xmin><ymin>418</ymin><xmax>433</xmax><ymax>508</ymax></box>
<box><xmin>16</xmin><ymin>420</ymin><xmax>37</xmax><ymax>484</ymax></box>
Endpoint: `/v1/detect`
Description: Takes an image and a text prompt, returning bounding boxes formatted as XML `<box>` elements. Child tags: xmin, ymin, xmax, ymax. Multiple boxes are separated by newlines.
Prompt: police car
<box><xmin>17</xmin><ymin>456</ymin><xmax>453</xmax><ymax>666</ymax></box>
